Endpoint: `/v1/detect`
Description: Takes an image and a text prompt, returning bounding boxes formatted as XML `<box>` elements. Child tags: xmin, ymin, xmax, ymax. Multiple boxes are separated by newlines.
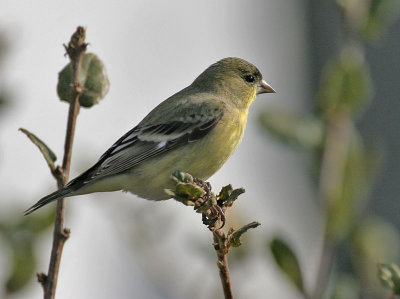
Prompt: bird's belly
<box><xmin>120</xmin><ymin>118</ymin><xmax>245</xmax><ymax>201</ymax></box>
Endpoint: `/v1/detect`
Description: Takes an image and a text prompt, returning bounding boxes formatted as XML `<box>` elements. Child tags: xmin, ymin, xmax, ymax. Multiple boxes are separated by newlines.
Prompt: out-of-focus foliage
<box><xmin>259</xmin><ymin>108</ymin><xmax>324</xmax><ymax>150</ymax></box>
<box><xmin>330</xmin><ymin>274</ymin><xmax>360</xmax><ymax>299</ymax></box>
<box><xmin>317</xmin><ymin>46</ymin><xmax>373</xmax><ymax>119</ymax></box>
<box><xmin>260</xmin><ymin>1</ymin><xmax>400</xmax><ymax>297</ymax></box>
<box><xmin>325</xmin><ymin>129</ymin><xmax>378</xmax><ymax>240</ymax></box>
<box><xmin>57</xmin><ymin>53</ymin><xmax>110</xmax><ymax>108</ymax></box>
<box><xmin>377</xmin><ymin>263</ymin><xmax>400</xmax><ymax>296</ymax></box>
<box><xmin>0</xmin><ymin>208</ymin><xmax>55</xmax><ymax>293</ymax></box>
<box><xmin>352</xmin><ymin>217</ymin><xmax>400</xmax><ymax>297</ymax></box>
<box><xmin>337</xmin><ymin>0</ymin><xmax>400</xmax><ymax>40</ymax></box>
<box><xmin>269</xmin><ymin>238</ymin><xmax>305</xmax><ymax>294</ymax></box>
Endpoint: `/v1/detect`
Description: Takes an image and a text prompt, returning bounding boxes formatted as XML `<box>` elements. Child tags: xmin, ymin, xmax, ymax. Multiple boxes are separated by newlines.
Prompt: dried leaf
<box><xmin>229</xmin><ymin>221</ymin><xmax>260</xmax><ymax>247</ymax></box>
<box><xmin>218</xmin><ymin>184</ymin><xmax>233</xmax><ymax>202</ymax></box>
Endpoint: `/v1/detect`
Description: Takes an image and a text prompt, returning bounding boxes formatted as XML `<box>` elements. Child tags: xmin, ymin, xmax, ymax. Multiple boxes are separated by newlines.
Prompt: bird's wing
<box><xmin>25</xmin><ymin>109</ymin><xmax>223</xmax><ymax>215</ymax></box>
<box><xmin>71</xmin><ymin>108</ymin><xmax>224</xmax><ymax>186</ymax></box>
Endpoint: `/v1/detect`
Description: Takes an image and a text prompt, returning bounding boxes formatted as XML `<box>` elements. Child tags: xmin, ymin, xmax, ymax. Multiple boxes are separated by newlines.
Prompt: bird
<box><xmin>25</xmin><ymin>57</ymin><xmax>275</xmax><ymax>215</ymax></box>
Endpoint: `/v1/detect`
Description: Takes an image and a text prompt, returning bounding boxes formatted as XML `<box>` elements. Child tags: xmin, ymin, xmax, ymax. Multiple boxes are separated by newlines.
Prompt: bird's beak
<box><xmin>257</xmin><ymin>79</ymin><xmax>276</xmax><ymax>94</ymax></box>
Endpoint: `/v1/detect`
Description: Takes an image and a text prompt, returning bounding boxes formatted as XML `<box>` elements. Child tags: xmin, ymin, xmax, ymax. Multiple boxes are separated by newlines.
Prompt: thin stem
<box><xmin>213</xmin><ymin>230</ymin><xmax>233</xmax><ymax>299</ymax></box>
<box><xmin>312</xmin><ymin>113</ymin><xmax>351</xmax><ymax>299</ymax></box>
<box><xmin>311</xmin><ymin>229</ymin><xmax>334</xmax><ymax>299</ymax></box>
<box><xmin>41</xmin><ymin>26</ymin><xmax>87</xmax><ymax>299</ymax></box>
<box><xmin>217</xmin><ymin>255</ymin><xmax>233</xmax><ymax>299</ymax></box>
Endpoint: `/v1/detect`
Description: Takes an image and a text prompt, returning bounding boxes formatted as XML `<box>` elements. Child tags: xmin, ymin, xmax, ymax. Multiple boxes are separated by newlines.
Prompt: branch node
<box><xmin>53</xmin><ymin>165</ymin><xmax>64</xmax><ymax>179</ymax></box>
<box><xmin>74</xmin><ymin>83</ymin><xmax>84</xmax><ymax>94</ymax></box>
<box><xmin>37</xmin><ymin>272</ymin><xmax>47</xmax><ymax>287</ymax></box>
<box><xmin>61</xmin><ymin>228</ymin><xmax>71</xmax><ymax>239</ymax></box>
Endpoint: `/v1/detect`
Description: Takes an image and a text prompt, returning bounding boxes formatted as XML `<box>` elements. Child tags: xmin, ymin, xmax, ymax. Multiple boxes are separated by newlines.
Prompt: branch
<box><xmin>39</xmin><ymin>26</ymin><xmax>87</xmax><ymax>299</ymax></box>
<box><xmin>167</xmin><ymin>171</ymin><xmax>260</xmax><ymax>299</ymax></box>
<box><xmin>214</xmin><ymin>231</ymin><xmax>233</xmax><ymax>299</ymax></box>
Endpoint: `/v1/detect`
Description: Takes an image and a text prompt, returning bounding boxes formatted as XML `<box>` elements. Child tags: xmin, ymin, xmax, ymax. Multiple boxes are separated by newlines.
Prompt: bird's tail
<box><xmin>24</xmin><ymin>186</ymin><xmax>75</xmax><ymax>215</ymax></box>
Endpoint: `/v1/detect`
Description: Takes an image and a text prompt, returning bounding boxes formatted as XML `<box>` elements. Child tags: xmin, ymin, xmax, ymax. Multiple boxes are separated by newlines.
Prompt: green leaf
<box><xmin>168</xmin><ymin>171</ymin><xmax>205</xmax><ymax>205</ymax></box>
<box><xmin>362</xmin><ymin>0</ymin><xmax>400</xmax><ymax>40</ymax></box>
<box><xmin>259</xmin><ymin>108</ymin><xmax>324</xmax><ymax>150</ymax></box>
<box><xmin>57</xmin><ymin>53</ymin><xmax>110</xmax><ymax>108</ymax></box>
<box><xmin>217</xmin><ymin>185</ymin><xmax>245</xmax><ymax>207</ymax></box>
<box><xmin>377</xmin><ymin>263</ymin><xmax>400</xmax><ymax>295</ymax></box>
<box><xmin>269</xmin><ymin>238</ymin><xmax>304</xmax><ymax>293</ymax></box>
<box><xmin>19</xmin><ymin>128</ymin><xmax>57</xmax><ymax>171</ymax></box>
<box><xmin>0</xmin><ymin>206</ymin><xmax>55</xmax><ymax>293</ymax></box>
<box><xmin>175</xmin><ymin>182</ymin><xmax>205</xmax><ymax>199</ymax></box>
<box><xmin>335</xmin><ymin>0</ymin><xmax>400</xmax><ymax>41</ymax></box>
<box><xmin>317</xmin><ymin>46</ymin><xmax>373</xmax><ymax>119</ymax></box>
<box><xmin>0</xmin><ymin>221</ymin><xmax>36</xmax><ymax>294</ymax></box>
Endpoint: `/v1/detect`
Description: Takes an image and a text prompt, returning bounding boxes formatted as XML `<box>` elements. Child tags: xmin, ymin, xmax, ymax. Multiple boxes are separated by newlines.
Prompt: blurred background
<box><xmin>0</xmin><ymin>1</ymin><xmax>399</xmax><ymax>298</ymax></box>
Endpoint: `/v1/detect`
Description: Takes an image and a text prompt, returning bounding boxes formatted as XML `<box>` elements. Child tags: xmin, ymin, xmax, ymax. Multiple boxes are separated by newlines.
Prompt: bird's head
<box><xmin>192</xmin><ymin>57</ymin><xmax>275</xmax><ymax>110</ymax></box>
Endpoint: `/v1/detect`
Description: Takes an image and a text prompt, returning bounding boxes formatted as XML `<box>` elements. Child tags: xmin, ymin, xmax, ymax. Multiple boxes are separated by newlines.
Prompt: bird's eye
<box><xmin>244</xmin><ymin>75</ymin><xmax>255</xmax><ymax>83</ymax></box>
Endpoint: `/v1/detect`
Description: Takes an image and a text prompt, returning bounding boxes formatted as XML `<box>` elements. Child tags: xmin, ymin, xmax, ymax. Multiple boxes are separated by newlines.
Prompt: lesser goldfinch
<box><xmin>25</xmin><ymin>57</ymin><xmax>275</xmax><ymax>215</ymax></box>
